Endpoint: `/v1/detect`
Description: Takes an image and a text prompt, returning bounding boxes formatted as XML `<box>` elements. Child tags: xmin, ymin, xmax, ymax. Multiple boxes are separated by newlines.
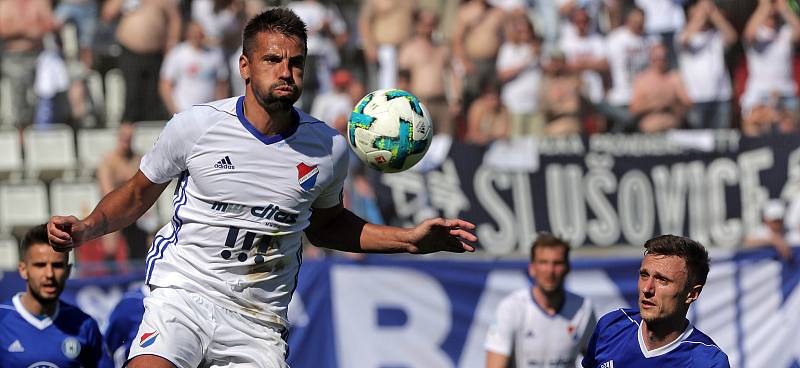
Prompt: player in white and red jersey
<box><xmin>47</xmin><ymin>8</ymin><xmax>477</xmax><ymax>368</ymax></box>
<box><xmin>485</xmin><ymin>233</ymin><xmax>595</xmax><ymax>368</ymax></box>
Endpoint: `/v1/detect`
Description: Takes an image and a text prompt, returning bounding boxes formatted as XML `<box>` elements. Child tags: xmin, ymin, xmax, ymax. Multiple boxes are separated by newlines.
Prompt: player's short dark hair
<box><xmin>530</xmin><ymin>232</ymin><xmax>570</xmax><ymax>263</ymax></box>
<box><xmin>242</xmin><ymin>8</ymin><xmax>307</xmax><ymax>58</ymax></box>
<box><xmin>644</xmin><ymin>235</ymin><xmax>710</xmax><ymax>288</ymax></box>
<box><xmin>20</xmin><ymin>224</ymin><xmax>51</xmax><ymax>261</ymax></box>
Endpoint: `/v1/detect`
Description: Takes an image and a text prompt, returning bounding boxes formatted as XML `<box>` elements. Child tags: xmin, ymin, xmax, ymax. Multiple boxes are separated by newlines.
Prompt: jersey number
<box><xmin>221</xmin><ymin>226</ymin><xmax>274</xmax><ymax>263</ymax></box>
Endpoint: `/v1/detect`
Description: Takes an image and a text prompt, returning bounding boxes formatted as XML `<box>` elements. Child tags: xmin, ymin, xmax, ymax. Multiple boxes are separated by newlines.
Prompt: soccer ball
<box><xmin>347</xmin><ymin>88</ymin><xmax>433</xmax><ymax>173</ymax></box>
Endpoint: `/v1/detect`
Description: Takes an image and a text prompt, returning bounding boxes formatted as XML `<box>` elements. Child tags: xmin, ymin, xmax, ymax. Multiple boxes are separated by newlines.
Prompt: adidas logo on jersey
<box><xmin>600</xmin><ymin>361</ymin><xmax>614</xmax><ymax>368</ymax></box>
<box><xmin>8</xmin><ymin>339</ymin><xmax>24</xmax><ymax>352</ymax></box>
<box><xmin>214</xmin><ymin>156</ymin><xmax>235</xmax><ymax>169</ymax></box>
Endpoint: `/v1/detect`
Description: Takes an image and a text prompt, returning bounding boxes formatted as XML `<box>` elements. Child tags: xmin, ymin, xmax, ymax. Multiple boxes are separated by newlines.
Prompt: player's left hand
<box><xmin>406</xmin><ymin>218</ymin><xmax>477</xmax><ymax>254</ymax></box>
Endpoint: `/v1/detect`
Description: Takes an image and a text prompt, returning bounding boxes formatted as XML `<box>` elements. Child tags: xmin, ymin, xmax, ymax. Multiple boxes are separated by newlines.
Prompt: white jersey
<box><xmin>485</xmin><ymin>288</ymin><xmax>596</xmax><ymax>368</ymax></box>
<box><xmin>678</xmin><ymin>30</ymin><xmax>731</xmax><ymax>103</ymax></box>
<box><xmin>160</xmin><ymin>43</ymin><xmax>229</xmax><ymax>112</ymax></box>
<box><xmin>140</xmin><ymin>96</ymin><xmax>349</xmax><ymax>328</ymax></box>
<box><xmin>605</xmin><ymin>28</ymin><xmax>655</xmax><ymax>106</ymax></box>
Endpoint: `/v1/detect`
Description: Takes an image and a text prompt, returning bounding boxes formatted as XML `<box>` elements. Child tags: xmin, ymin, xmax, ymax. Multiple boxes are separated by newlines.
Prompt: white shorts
<box><xmin>128</xmin><ymin>287</ymin><xmax>288</xmax><ymax>368</ymax></box>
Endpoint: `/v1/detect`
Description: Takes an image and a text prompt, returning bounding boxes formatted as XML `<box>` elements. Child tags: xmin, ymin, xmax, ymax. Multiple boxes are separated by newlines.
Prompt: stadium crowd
<box><xmin>1</xmin><ymin>0</ymin><xmax>800</xmax><ymax>272</ymax></box>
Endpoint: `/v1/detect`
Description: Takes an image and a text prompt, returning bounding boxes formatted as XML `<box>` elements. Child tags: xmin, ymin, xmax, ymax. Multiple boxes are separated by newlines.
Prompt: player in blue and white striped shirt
<box><xmin>582</xmin><ymin>235</ymin><xmax>729</xmax><ymax>368</ymax></box>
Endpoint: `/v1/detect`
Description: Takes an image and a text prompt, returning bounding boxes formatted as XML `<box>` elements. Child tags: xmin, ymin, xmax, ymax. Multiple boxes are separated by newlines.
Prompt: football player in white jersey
<box><xmin>46</xmin><ymin>8</ymin><xmax>477</xmax><ymax>368</ymax></box>
<box><xmin>485</xmin><ymin>233</ymin><xmax>595</xmax><ymax>368</ymax></box>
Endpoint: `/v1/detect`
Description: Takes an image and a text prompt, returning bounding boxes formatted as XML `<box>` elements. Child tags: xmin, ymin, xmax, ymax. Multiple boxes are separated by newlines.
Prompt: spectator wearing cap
<box><xmin>744</xmin><ymin>199</ymin><xmax>794</xmax><ymax>261</ymax></box>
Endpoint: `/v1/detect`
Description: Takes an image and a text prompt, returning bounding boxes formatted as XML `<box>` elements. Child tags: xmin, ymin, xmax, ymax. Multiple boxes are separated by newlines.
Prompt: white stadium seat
<box><xmin>0</xmin><ymin>181</ymin><xmax>49</xmax><ymax>234</ymax></box>
<box><xmin>22</xmin><ymin>125</ymin><xmax>77</xmax><ymax>180</ymax></box>
<box><xmin>105</xmin><ymin>69</ymin><xmax>125</xmax><ymax>127</ymax></box>
<box><xmin>133</xmin><ymin>121</ymin><xmax>165</xmax><ymax>155</ymax></box>
<box><xmin>49</xmin><ymin>179</ymin><xmax>101</xmax><ymax>219</ymax></box>
<box><xmin>77</xmin><ymin>128</ymin><xmax>117</xmax><ymax>176</ymax></box>
<box><xmin>0</xmin><ymin>235</ymin><xmax>18</xmax><ymax>271</ymax></box>
<box><xmin>0</xmin><ymin>130</ymin><xmax>23</xmax><ymax>179</ymax></box>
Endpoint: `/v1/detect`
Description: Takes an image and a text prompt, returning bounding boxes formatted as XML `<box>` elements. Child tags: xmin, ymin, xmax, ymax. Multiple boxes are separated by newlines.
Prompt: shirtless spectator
<box><xmin>599</xmin><ymin>7</ymin><xmax>654</xmax><ymax>132</ymax></box>
<box><xmin>560</xmin><ymin>7</ymin><xmax>608</xmax><ymax>105</ymax></box>
<box><xmin>677</xmin><ymin>0</ymin><xmax>737</xmax><ymax>130</ymax></box>
<box><xmin>399</xmin><ymin>9</ymin><xmax>455</xmax><ymax>136</ymax></box>
<box><xmin>0</xmin><ymin>0</ymin><xmax>55</xmax><ymax>129</ymax></box>
<box><xmin>496</xmin><ymin>14</ymin><xmax>544</xmax><ymax>137</ymax></box>
<box><xmin>741</xmin><ymin>0</ymin><xmax>800</xmax><ymax>119</ymax></box>
<box><xmin>464</xmin><ymin>79</ymin><xmax>510</xmax><ymax>145</ymax></box>
<box><xmin>159</xmin><ymin>21</ymin><xmax>229</xmax><ymax>115</ymax></box>
<box><xmin>104</xmin><ymin>0</ymin><xmax>181</xmax><ymax>123</ymax></box>
<box><xmin>629</xmin><ymin>43</ymin><xmax>692</xmax><ymax>133</ymax></box>
<box><xmin>539</xmin><ymin>50</ymin><xmax>583</xmax><ymax>136</ymax></box>
<box><xmin>452</xmin><ymin>0</ymin><xmax>506</xmax><ymax>109</ymax></box>
<box><xmin>358</xmin><ymin>0</ymin><xmax>416</xmax><ymax>91</ymax></box>
<box><xmin>96</xmin><ymin>123</ymin><xmax>148</xmax><ymax>262</ymax></box>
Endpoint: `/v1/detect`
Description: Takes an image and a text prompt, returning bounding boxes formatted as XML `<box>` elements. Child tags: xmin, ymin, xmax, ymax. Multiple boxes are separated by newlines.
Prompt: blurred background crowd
<box><xmin>1</xmin><ymin>0</ymin><xmax>799</xmax><ymax>274</ymax></box>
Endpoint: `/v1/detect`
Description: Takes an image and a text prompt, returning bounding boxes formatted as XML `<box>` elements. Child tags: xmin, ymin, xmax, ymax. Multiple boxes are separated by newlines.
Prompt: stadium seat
<box><xmin>133</xmin><ymin>121</ymin><xmax>166</xmax><ymax>155</ymax></box>
<box><xmin>77</xmin><ymin>128</ymin><xmax>117</xmax><ymax>176</ymax></box>
<box><xmin>22</xmin><ymin>125</ymin><xmax>78</xmax><ymax>180</ymax></box>
<box><xmin>49</xmin><ymin>179</ymin><xmax>100</xmax><ymax>219</ymax></box>
<box><xmin>0</xmin><ymin>79</ymin><xmax>12</xmax><ymax>129</ymax></box>
<box><xmin>0</xmin><ymin>181</ymin><xmax>49</xmax><ymax>235</ymax></box>
<box><xmin>60</xmin><ymin>23</ymin><xmax>79</xmax><ymax>63</ymax></box>
<box><xmin>0</xmin><ymin>129</ymin><xmax>23</xmax><ymax>180</ymax></box>
<box><xmin>86</xmin><ymin>70</ymin><xmax>105</xmax><ymax>124</ymax></box>
<box><xmin>105</xmin><ymin>69</ymin><xmax>125</xmax><ymax>127</ymax></box>
<box><xmin>0</xmin><ymin>235</ymin><xmax>18</xmax><ymax>271</ymax></box>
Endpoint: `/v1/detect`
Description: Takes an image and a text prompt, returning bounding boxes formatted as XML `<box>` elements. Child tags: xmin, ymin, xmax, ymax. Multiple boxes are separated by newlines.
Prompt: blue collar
<box><xmin>235</xmin><ymin>96</ymin><xmax>301</xmax><ymax>145</ymax></box>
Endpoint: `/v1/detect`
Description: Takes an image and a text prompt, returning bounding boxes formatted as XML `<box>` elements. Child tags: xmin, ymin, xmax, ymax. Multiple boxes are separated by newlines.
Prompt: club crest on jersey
<box><xmin>140</xmin><ymin>331</ymin><xmax>159</xmax><ymax>348</ymax></box>
<box><xmin>297</xmin><ymin>163</ymin><xmax>319</xmax><ymax>191</ymax></box>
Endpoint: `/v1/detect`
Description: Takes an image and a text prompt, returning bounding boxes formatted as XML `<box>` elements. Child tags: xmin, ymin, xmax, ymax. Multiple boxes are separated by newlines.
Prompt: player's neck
<box><xmin>532</xmin><ymin>286</ymin><xmax>564</xmax><ymax>316</ymax></box>
<box><xmin>242</xmin><ymin>93</ymin><xmax>295</xmax><ymax>136</ymax></box>
<box><xmin>20</xmin><ymin>291</ymin><xmax>57</xmax><ymax>317</ymax></box>
<box><xmin>641</xmin><ymin>316</ymin><xmax>689</xmax><ymax>351</ymax></box>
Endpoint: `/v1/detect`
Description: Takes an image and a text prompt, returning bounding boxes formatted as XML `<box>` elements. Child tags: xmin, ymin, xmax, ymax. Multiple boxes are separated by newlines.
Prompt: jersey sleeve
<box><xmin>578</xmin><ymin>300</ymin><xmax>598</xmax><ymax>355</ymax></box>
<box><xmin>484</xmin><ymin>295</ymin><xmax>517</xmax><ymax>356</ymax></box>
<box><xmin>312</xmin><ymin>133</ymin><xmax>349</xmax><ymax>209</ymax></box>
<box><xmin>140</xmin><ymin>110</ymin><xmax>204</xmax><ymax>184</ymax></box>
<box><xmin>80</xmin><ymin>316</ymin><xmax>104</xmax><ymax>367</ymax></box>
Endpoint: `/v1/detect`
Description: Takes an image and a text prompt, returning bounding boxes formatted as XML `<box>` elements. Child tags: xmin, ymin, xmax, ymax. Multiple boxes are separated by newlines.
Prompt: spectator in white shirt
<box><xmin>741</xmin><ymin>0</ymin><xmax>800</xmax><ymax>118</ymax></box>
<box><xmin>496</xmin><ymin>13</ymin><xmax>544</xmax><ymax>137</ymax></box>
<box><xmin>635</xmin><ymin>0</ymin><xmax>685</xmax><ymax>67</ymax></box>
<box><xmin>597</xmin><ymin>7</ymin><xmax>654</xmax><ymax>132</ymax></box>
<box><xmin>310</xmin><ymin>69</ymin><xmax>355</xmax><ymax>133</ymax></box>
<box><xmin>677</xmin><ymin>0</ymin><xmax>737</xmax><ymax>130</ymax></box>
<box><xmin>159</xmin><ymin>21</ymin><xmax>230</xmax><ymax>115</ymax></box>
<box><xmin>560</xmin><ymin>7</ymin><xmax>608</xmax><ymax>105</ymax></box>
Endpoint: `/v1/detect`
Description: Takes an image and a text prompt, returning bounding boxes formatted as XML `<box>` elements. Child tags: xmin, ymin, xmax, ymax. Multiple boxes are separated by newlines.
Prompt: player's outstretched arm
<box><xmin>47</xmin><ymin>170</ymin><xmax>170</xmax><ymax>252</ymax></box>
<box><xmin>305</xmin><ymin>203</ymin><xmax>477</xmax><ymax>254</ymax></box>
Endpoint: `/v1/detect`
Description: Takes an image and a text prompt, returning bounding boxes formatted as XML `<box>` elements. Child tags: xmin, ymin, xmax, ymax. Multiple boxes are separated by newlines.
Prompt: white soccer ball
<box><xmin>347</xmin><ymin>88</ymin><xmax>433</xmax><ymax>173</ymax></box>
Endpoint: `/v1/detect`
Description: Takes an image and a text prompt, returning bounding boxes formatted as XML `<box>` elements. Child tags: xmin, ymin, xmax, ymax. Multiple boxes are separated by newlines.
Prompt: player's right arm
<box><xmin>48</xmin><ymin>171</ymin><xmax>169</xmax><ymax>251</ymax></box>
<box><xmin>484</xmin><ymin>295</ymin><xmax>516</xmax><ymax>368</ymax></box>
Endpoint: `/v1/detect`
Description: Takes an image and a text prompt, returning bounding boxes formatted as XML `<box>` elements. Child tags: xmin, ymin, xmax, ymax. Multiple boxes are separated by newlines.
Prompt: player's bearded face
<box><xmin>247</xmin><ymin>32</ymin><xmax>305</xmax><ymax>112</ymax></box>
<box><xmin>638</xmin><ymin>255</ymin><xmax>691</xmax><ymax>325</ymax></box>
<box><xmin>20</xmin><ymin>244</ymin><xmax>70</xmax><ymax>303</ymax></box>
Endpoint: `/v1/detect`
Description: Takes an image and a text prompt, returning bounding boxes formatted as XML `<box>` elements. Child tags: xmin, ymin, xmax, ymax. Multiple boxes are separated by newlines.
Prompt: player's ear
<box><xmin>239</xmin><ymin>54</ymin><xmax>251</xmax><ymax>84</ymax></box>
<box><xmin>685</xmin><ymin>284</ymin><xmax>703</xmax><ymax>305</ymax></box>
<box><xmin>18</xmin><ymin>260</ymin><xmax>28</xmax><ymax>281</ymax></box>
<box><xmin>527</xmin><ymin>263</ymin><xmax>536</xmax><ymax>278</ymax></box>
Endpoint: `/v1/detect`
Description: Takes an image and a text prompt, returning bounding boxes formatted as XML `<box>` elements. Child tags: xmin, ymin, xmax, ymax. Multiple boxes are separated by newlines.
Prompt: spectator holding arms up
<box><xmin>677</xmin><ymin>0</ymin><xmax>737</xmax><ymax>130</ymax></box>
<box><xmin>740</xmin><ymin>0</ymin><xmax>800</xmax><ymax>118</ymax></box>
